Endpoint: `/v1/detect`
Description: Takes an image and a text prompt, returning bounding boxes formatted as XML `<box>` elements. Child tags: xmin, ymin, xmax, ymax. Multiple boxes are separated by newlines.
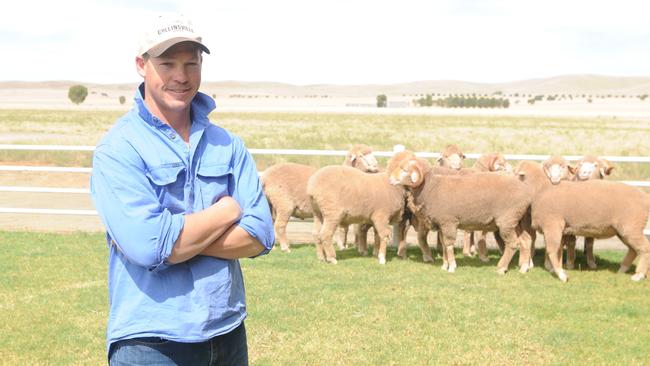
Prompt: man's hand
<box><xmin>167</xmin><ymin>195</ymin><xmax>242</xmax><ymax>264</ymax></box>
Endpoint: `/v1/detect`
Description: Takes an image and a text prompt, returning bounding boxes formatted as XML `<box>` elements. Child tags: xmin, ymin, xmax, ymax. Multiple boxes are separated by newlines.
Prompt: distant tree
<box><xmin>376</xmin><ymin>94</ymin><xmax>387</xmax><ymax>108</ymax></box>
<box><xmin>68</xmin><ymin>85</ymin><xmax>88</xmax><ymax>105</ymax></box>
<box><xmin>118</xmin><ymin>96</ymin><xmax>126</xmax><ymax>105</ymax></box>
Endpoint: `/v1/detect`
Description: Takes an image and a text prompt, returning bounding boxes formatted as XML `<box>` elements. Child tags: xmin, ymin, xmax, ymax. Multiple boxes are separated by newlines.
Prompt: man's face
<box><xmin>136</xmin><ymin>42</ymin><xmax>202</xmax><ymax>117</ymax></box>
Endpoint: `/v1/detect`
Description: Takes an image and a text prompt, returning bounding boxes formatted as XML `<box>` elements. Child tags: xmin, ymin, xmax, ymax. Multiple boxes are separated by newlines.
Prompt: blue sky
<box><xmin>1</xmin><ymin>0</ymin><xmax>648</xmax><ymax>84</ymax></box>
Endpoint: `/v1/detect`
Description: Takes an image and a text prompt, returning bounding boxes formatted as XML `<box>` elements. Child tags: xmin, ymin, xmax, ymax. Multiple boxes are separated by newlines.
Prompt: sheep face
<box><xmin>437</xmin><ymin>144</ymin><xmax>465</xmax><ymax>170</ymax></box>
<box><xmin>542</xmin><ymin>156</ymin><xmax>572</xmax><ymax>185</ymax></box>
<box><xmin>489</xmin><ymin>154</ymin><xmax>512</xmax><ymax>173</ymax></box>
<box><xmin>345</xmin><ymin>144</ymin><xmax>380</xmax><ymax>173</ymax></box>
<box><xmin>389</xmin><ymin>158</ymin><xmax>424</xmax><ymax>188</ymax></box>
<box><xmin>574</xmin><ymin>156</ymin><xmax>615</xmax><ymax>181</ymax></box>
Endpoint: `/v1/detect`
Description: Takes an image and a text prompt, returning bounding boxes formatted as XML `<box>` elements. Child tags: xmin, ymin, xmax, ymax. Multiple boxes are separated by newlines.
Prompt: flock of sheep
<box><xmin>260</xmin><ymin>144</ymin><xmax>650</xmax><ymax>282</ymax></box>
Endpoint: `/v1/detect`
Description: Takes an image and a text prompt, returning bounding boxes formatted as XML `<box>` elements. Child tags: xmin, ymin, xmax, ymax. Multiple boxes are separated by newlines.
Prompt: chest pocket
<box><xmin>196</xmin><ymin>163</ymin><xmax>232</xmax><ymax>209</ymax></box>
<box><xmin>145</xmin><ymin>163</ymin><xmax>186</xmax><ymax>212</ymax></box>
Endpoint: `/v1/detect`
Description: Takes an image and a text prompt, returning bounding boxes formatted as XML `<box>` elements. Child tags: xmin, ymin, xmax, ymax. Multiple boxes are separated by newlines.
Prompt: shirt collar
<box><xmin>134</xmin><ymin>83</ymin><xmax>216</xmax><ymax>128</ymax></box>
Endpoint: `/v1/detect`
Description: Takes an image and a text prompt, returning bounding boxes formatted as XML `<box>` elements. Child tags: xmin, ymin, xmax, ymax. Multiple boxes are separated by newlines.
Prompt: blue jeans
<box><xmin>108</xmin><ymin>322</ymin><xmax>248</xmax><ymax>366</ymax></box>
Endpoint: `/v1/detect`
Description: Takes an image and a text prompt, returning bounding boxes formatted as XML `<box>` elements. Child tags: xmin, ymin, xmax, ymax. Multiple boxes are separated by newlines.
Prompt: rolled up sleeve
<box><xmin>229</xmin><ymin>138</ymin><xmax>275</xmax><ymax>256</ymax></box>
<box><xmin>90</xmin><ymin>143</ymin><xmax>184</xmax><ymax>271</ymax></box>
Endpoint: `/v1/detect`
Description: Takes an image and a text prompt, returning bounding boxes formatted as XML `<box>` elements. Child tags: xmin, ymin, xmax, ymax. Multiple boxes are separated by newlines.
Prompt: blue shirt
<box><xmin>90</xmin><ymin>84</ymin><xmax>274</xmax><ymax>352</ymax></box>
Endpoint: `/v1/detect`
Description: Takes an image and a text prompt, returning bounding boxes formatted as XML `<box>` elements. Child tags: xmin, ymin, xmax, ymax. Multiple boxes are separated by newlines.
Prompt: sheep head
<box><xmin>386</xmin><ymin>150</ymin><xmax>417</xmax><ymax>174</ymax></box>
<box><xmin>482</xmin><ymin>153</ymin><xmax>512</xmax><ymax>173</ymax></box>
<box><xmin>436</xmin><ymin>144</ymin><xmax>465</xmax><ymax>170</ymax></box>
<box><xmin>389</xmin><ymin>158</ymin><xmax>425</xmax><ymax>188</ymax></box>
<box><xmin>344</xmin><ymin>144</ymin><xmax>379</xmax><ymax>173</ymax></box>
<box><xmin>542</xmin><ymin>155</ymin><xmax>572</xmax><ymax>185</ymax></box>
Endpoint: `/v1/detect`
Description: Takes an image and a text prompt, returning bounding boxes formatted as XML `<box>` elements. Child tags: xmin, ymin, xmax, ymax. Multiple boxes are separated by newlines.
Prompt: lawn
<box><xmin>1</xmin><ymin>231</ymin><xmax>648</xmax><ymax>365</ymax></box>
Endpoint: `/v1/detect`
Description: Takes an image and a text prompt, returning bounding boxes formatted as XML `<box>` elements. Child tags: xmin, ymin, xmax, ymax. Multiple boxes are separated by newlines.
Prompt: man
<box><xmin>90</xmin><ymin>13</ymin><xmax>274</xmax><ymax>365</ymax></box>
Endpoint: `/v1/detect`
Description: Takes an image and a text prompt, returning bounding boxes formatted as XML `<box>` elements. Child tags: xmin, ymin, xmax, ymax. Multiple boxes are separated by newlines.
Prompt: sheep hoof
<box><xmin>519</xmin><ymin>264</ymin><xmax>529</xmax><ymax>274</ymax></box>
<box><xmin>281</xmin><ymin>247</ymin><xmax>291</xmax><ymax>253</ymax></box>
<box><xmin>447</xmin><ymin>266</ymin><xmax>456</xmax><ymax>273</ymax></box>
<box><xmin>631</xmin><ymin>273</ymin><xmax>646</xmax><ymax>282</ymax></box>
<box><xmin>587</xmin><ymin>262</ymin><xmax>597</xmax><ymax>270</ymax></box>
<box><xmin>378</xmin><ymin>256</ymin><xmax>386</xmax><ymax>265</ymax></box>
<box><xmin>326</xmin><ymin>258</ymin><xmax>338</xmax><ymax>265</ymax></box>
<box><xmin>528</xmin><ymin>260</ymin><xmax>534</xmax><ymax>268</ymax></box>
<box><xmin>557</xmin><ymin>271</ymin><xmax>568</xmax><ymax>282</ymax></box>
<box><xmin>618</xmin><ymin>266</ymin><xmax>630</xmax><ymax>274</ymax></box>
<box><xmin>479</xmin><ymin>256</ymin><xmax>489</xmax><ymax>263</ymax></box>
<box><xmin>496</xmin><ymin>267</ymin><xmax>507</xmax><ymax>275</ymax></box>
<box><xmin>566</xmin><ymin>262</ymin><xmax>575</xmax><ymax>270</ymax></box>
<box><xmin>440</xmin><ymin>264</ymin><xmax>449</xmax><ymax>271</ymax></box>
<box><xmin>423</xmin><ymin>255</ymin><xmax>434</xmax><ymax>263</ymax></box>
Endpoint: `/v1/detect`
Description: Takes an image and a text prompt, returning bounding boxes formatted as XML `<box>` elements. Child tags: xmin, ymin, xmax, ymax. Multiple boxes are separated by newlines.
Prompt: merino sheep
<box><xmin>515</xmin><ymin>161</ymin><xmax>650</xmax><ymax>282</ymax></box>
<box><xmin>389</xmin><ymin>157</ymin><xmax>532</xmax><ymax>274</ymax></box>
<box><xmin>516</xmin><ymin>156</ymin><xmax>574</xmax><ymax>270</ymax></box>
<box><xmin>462</xmin><ymin>153</ymin><xmax>513</xmax><ymax>260</ymax></box>
<box><xmin>307</xmin><ymin>166</ymin><xmax>406</xmax><ymax>264</ymax></box>
<box><xmin>436</xmin><ymin>144</ymin><xmax>466</xmax><ymax>170</ymax></box>
<box><xmin>261</xmin><ymin>144</ymin><xmax>380</xmax><ymax>252</ymax></box>
<box><xmin>563</xmin><ymin>155</ymin><xmax>615</xmax><ymax>270</ymax></box>
<box><xmin>386</xmin><ymin>149</ymin><xmax>436</xmax><ymax>263</ymax></box>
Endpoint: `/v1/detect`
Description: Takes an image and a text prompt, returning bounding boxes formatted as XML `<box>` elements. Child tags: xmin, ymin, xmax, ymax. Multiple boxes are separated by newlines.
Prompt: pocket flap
<box><xmin>197</xmin><ymin>163</ymin><xmax>232</xmax><ymax>178</ymax></box>
<box><xmin>145</xmin><ymin>163</ymin><xmax>185</xmax><ymax>185</ymax></box>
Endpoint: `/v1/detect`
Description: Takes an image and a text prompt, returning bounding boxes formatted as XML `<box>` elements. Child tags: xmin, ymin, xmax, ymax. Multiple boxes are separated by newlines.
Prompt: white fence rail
<box><xmin>2</xmin><ymin>144</ymin><xmax>650</xmax><ymax>236</ymax></box>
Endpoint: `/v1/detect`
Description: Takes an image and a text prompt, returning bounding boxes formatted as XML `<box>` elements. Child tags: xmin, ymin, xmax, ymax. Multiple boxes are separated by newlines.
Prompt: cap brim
<box><xmin>146</xmin><ymin>37</ymin><xmax>210</xmax><ymax>57</ymax></box>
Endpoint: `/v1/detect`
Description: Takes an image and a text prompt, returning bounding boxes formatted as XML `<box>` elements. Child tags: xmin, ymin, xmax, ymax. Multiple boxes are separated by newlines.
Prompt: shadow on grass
<box><xmin>280</xmin><ymin>242</ymin><xmax>630</xmax><ymax>274</ymax></box>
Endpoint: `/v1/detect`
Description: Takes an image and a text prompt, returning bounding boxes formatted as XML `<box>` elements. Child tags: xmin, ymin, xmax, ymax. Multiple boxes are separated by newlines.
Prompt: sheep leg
<box><xmin>618</xmin><ymin>248</ymin><xmax>637</xmax><ymax>274</ymax></box>
<box><xmin>373</xmin><ymin>222</ymin><xmax>392</xmax><ymax>265</ymax></box>
<box><xmin>440</xmin><ymin>225</ymin><xmax>458</xmax><ymax>273</ymax></box>
<box><xmin>416</xmin><ymin>223</ymin><xmax>434</xmax><ymax>263</ymax></box>
<box><xmin>462</xmin><ymin>231</ymin><xmax>475</xmax><ymax>257</ymax></box>
<box><xmin>318</xmin><ymin>218</ymin><xmax>340</xmax><ymax>264</ymax></box>
<box><xmin>516</xmin><ymin>222</ymin><xmax>533</xmax><ymax>273</ymax></box>
<box><xmin>585</xmin><ymin>237</ymin><xmax>597</xmax><ymax>269</ymax></box>
<box><xmin>618</xmin><ymin>233</ymin><xmax>650</xmax><ymax>281</ymax></box>
<box><xmin>495</xmin><ymin>228</ymin><xmax>519</xmax><ymax>275</ymax></box>
<box><xmin>312</xmin><ymin>213</ymin><xmax>324</xmax><ymax>260</ymax></box>
<box><xmin>564</xmin><ymin>235</ymin><xmax>577</xmax><ymax>270</ymax></box>
<box><xmin>336</xmin><ymin>224</ymin><xmax>349</xmax><ymax>250</ymax></box>
<box><xmin>543</xmin><ymin>227</ymin><xmax>568</xmax><ymax>282</ymax></box>
<box><xmin>436</xmin><ymin>231</ymin><xmax>448</xmax><ymax>270</ymax></box>
<box><xmin>273</xmin><ymin>209</ymin><xmax>292</xmax><ymax>253</ymax></box>
<box><xmin>356</xmin><ymin>224</ymin><xmax>371</xmax><ymax>256</ymax></box>
<box><xmin>372</xmin><ymin>227</ymin><xmax>380</xmax><ymax>257</ymax></box>
<box><xmin>476</xmin><ymin>231</ymin><xmax>488</xmax><ymax>262</ymax></box>
<box><xmin>395</xmin><ymin>219</ymin><xmax>410</xmax><ymax>259</ymax></box>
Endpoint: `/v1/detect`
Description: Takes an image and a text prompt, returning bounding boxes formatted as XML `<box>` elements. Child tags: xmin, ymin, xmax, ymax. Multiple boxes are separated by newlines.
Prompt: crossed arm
<box><xmin>166</xmin><ymin>196</ymin><xmax>265</xmax><ymax>263</ymax></box>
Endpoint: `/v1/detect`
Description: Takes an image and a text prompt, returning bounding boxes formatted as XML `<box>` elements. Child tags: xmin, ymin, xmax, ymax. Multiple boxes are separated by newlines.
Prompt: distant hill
<box><xmin>2</xmin><ymin>74</ymin><xmax>649</xmax><ymax>97</ymax></box>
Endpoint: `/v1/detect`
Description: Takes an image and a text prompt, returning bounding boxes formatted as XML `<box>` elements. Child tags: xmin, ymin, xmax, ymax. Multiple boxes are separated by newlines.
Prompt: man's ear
<box><xmin>135</xmin><ymin>56</ymin><xmax>147</xmax><ymax>78</ymax></box>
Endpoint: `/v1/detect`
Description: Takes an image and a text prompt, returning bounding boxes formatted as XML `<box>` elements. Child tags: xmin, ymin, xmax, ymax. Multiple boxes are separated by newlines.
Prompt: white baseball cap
<box><xmin>138</xmin><ymin>13</ymin><xmax>210</xmax><ymax>57</ymax></box>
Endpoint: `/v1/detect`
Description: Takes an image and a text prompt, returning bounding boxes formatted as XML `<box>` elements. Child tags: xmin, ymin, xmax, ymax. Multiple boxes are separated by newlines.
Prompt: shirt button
<box><xmin>169</xmin><ymin>134</ymin><xmax>176</xmax><ymax>140</ymax></box>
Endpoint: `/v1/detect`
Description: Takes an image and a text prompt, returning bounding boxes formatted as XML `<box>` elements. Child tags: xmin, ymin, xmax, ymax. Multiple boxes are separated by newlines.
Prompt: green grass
<box><xmin>1</xmin><ymin>231</ymin><xmax>649</xmax><ymax>365</ymax></box>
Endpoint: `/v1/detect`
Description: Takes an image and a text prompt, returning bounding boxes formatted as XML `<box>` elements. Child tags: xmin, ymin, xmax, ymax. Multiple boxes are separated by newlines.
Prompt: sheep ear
<box><xmin>348</xmin><ymin>153</ymin><xmax>356</xmax><ymax>163</ymax></box>
<box><xmin>517</xmin><ymin>170</ymin><xmax>526</xmax><ymax>181</ymax></box>
<box><xmin>489</xmin><ymin>155</ymin><xmax>499</xmax><ymax>170</ymax></box>
<box><xmin>567</xmin><ymin>164</ymin><xmax>576</xmax><ymax>175</ymax></box>
<box><xmin>542</xmin><ymin>164</ymin><xmax>550</xmax><ymax>178</ymax></box>
<box><xmin>599</xmin><ymin>159</ymin><xmax>614</xmax><ymax>176</ymax></box>
<box><xmin>460</xmin><ymin>153</ymin><xmax>466</xmax><ymax>159</ymax></box>
<box><xmin>435</xmin><ymin>155</ymin><xmax>443</xmax><ymax>162</ymax></box>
